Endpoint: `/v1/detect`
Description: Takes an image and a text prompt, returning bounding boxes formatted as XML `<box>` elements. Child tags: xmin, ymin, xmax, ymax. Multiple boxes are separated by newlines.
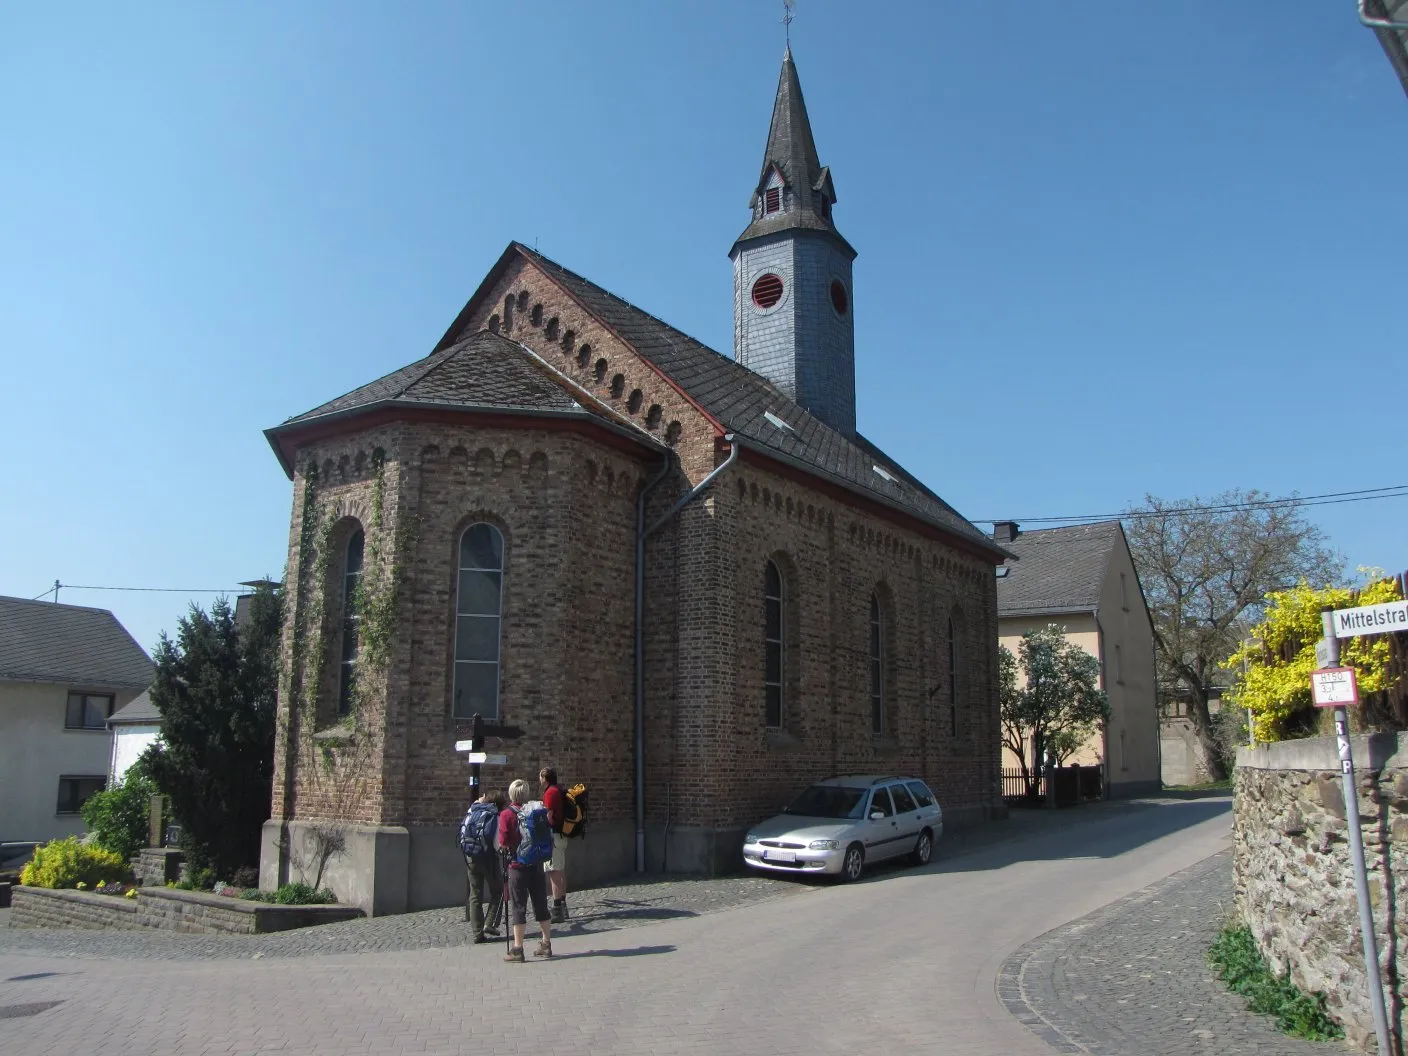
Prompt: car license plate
<box><xmin>764</xmin><ymin>849</ymin><xmax>796</xmax><ymax>862</ymax></box>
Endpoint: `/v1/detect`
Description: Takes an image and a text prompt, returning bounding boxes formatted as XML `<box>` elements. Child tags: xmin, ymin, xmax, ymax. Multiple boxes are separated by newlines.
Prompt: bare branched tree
<box><xmin>1125</xmin><ymin>489</ymin><xmax>1338</xmax><ymax>780</ymax></box>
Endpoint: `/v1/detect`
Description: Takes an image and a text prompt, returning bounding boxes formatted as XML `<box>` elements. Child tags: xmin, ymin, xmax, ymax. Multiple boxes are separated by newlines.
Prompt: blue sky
<box><xmin>3</xmin><ymin>2</ymin><xmax>1406</xmax><ymax>653</ymax></box>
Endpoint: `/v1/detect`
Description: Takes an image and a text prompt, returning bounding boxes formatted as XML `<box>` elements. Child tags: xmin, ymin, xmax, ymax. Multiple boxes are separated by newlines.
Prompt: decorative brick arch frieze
<box><xmin>456</xmin><ymin>259</ymin><xmax>718</xmax><ymax>481</ymax></box>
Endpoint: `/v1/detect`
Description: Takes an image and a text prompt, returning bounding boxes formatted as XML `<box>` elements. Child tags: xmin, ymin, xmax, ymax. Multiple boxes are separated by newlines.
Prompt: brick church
<box><xmin>259</xmin><ymin>49</ymin><xmax>1008</xmax><ymax>914</ymax></box>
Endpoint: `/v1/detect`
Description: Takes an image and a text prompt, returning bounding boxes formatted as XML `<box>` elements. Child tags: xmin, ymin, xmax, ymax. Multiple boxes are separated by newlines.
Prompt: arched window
<box><xmin>948</xmin><ymin>616</ymin><xmax>959</xmax><ymax>737</ymax></box>
<box><xmin>337</xmin><ymin>529</ymin><xmax>365</xmax><ymax>716</ymax></box>
<box><xmin>869</xmin><ymin>594</ymin><xmax>885</xmax><ymax>734</ymax></box>
<box><xmin>454</xmin><ymin>523</ymin><xmax>504</xmax><ymax>720</ymax></box>
<box><xmin>764</xmin><ymin>560</ymin><xmax>784</xmax><ymax>729</ymax></box>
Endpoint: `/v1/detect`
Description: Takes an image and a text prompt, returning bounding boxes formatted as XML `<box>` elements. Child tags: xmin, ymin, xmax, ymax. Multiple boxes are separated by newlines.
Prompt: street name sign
<box><xmin>1332</xmin><ymin>600</ymin><xmax>1408</xmax><ymax>639</ymax></box>
<box><xmin>1311</xmin><ymin>666</ymin><xmax>1359</xmax><ymax>708</ymax></box>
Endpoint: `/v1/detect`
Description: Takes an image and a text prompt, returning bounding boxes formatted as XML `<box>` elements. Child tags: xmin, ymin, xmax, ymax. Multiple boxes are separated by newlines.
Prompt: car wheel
<box><xmin>841</xmin><ymin>843</ymin><xmax>865</xmax><ymax>882</ymax></box>
<box><xmin>911</xmin><ymin>829</ymin><xmax>933</xmax><ymax>866</ymax></box>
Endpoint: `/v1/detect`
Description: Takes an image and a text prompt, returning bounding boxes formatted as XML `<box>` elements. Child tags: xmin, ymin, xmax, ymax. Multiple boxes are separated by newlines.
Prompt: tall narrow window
<box><xmin>764</xmin><ymin>187</ymin><xmax>781</xmax><ymax>214</ymax></box>
<box><xmin>337</xmin><ymin>529</ymin><xmax>364</xmax><ymax>716</ymax></box>
<box><xmin>948</xmin><ymin>617</ymin><xmax>958</xmax><ymax>737</ymax></box>
<box><xmin>869</xmin><ymin>595</ymin><xmax>885</xmax><ymax>734</ymax></box>
<box><xmin>764</xmin><ymin>560</ymin><xmax>784</xmax><ymax>729</ymax></box>
<box><xmin>1115</xmin><ymin>644</ymin><xmax>1123</xmax><ymax>685</ymax></box>
<box><xmin>1120</xmin><ymin>571</ymin><xmax>1129</xmax><ymax>611</ymax></box>
<box><xmin>454</xmin><ymin>523</ymin><xmax>504</xmax><ymax>720</ymax></box>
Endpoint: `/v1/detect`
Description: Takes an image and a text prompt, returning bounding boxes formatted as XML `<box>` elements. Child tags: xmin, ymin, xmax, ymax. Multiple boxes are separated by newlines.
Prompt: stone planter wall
<box><xmin>133</xmin><ymin>848</ymin><xmax>183</xmax><ymax>887</ymax></box>
<box><xmin>1235</xmin><ymin>734</ymin><xmax>1408</xmax><ymax>1053</ymax></box>
<box><xmin>11</xmin><ymin>887</ymin><xmax>141</xmax><ymax>930</ymax></box>
<box><xmin>10</xmin><ymin>886</ymin><xmax>362</xmax><ymax>935</ymax></box>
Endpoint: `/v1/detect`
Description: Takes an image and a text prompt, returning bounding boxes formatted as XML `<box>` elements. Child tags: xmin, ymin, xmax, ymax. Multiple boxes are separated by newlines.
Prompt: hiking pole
<box><xmin>501</xmin><ymin>851</ymin><xmax>512</xmax><ymax>955</ymax></box>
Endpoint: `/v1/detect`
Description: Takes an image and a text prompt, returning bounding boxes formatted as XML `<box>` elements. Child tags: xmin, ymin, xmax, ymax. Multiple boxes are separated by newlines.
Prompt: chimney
<box><xmin>992</xmin><ymin>521</ymin><xmax>1020</xmax><ymax>543</ymax></box>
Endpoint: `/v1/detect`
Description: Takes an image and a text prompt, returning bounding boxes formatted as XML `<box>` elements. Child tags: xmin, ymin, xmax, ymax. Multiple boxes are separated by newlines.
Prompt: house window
<box><xmin>948</xmin><ymin>617</ymin><xmax>959</xmax><ymax>737</ymax></box>
<box><xmin>454</xmin><ymin>523</ymin><xmax>504</xmax><ymax>721</ymax></box>
<box><xmin>65</xmin><ymin>692</ymin><xmax>114</xmax><ymax>730</ymax></box>
<box><xmin>1120</xmin><ymin>572</ymin><xmax>1129</xmax><ymax>612</ymax></box>
<box><xmin>56</xmin><ymin>775</ymin><xmax>106</xmax><ymax>815</ymax></box>
<box><xmin>765</xmin><ymin>560</ymin><xmax>784</xmax><ymax>729</ymax></box>
<box><xmin>337</xmin><ymin>529</ymin><xmax>365</xmax><ymax>716</ymax></box>
<box><xmin>869</xmin><ymin>594</ymin><xmax>885</xmax><ymax>734</ymax></box>
<box><xmin>764</xmin><ymin>187</ymin><xmax>781</xmax><ymax>214</ymax></box>
<box><xmin>1115</xmin><ymin>644</ymin><xmax>1124</xmax><ymax>685</ymax></box>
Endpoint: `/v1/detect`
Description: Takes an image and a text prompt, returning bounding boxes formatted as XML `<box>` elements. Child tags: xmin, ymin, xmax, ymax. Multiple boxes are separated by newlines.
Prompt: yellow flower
<box><xmin>125</xmin><ymin>888</ymin><xmax>138</xmax><ymax>899</ymax></box>
<box><xmin>75</xmin><ymin>882</ymin><xmax>86</xmax><ymax>889</ymax></box>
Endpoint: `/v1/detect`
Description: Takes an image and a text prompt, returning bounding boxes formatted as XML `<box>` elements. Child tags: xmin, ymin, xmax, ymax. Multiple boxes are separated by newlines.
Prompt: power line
<box><xmin>30</xmin><ymin>582</ymin><xmax>243</xmax><ymax>602</ymax></box>
<box><xmin>982</xmin><ymin>485</ymin><xmax>1408</xmax><ymax>526</ymax></box>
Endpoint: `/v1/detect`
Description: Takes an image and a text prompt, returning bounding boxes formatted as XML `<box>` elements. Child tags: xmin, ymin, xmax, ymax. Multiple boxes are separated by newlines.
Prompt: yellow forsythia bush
<box><xmin>19</xmin><ymin>837</ymin><xmax>129</xmax><ymax>890</ymax></box>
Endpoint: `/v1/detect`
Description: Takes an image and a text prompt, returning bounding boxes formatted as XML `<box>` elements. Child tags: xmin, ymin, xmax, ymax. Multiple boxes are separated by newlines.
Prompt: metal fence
<box><xmin>1002</xmin><ymin>765</ymin><xmax>1103</xmax><ymax>806</ymax></box>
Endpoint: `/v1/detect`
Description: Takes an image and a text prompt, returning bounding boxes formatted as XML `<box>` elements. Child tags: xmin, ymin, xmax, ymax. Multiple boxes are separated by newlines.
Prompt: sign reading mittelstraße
<box><xmin>1333</xmin><ymin>600</ymin><xmax>1408</xmax><ymax>639</ymax></box>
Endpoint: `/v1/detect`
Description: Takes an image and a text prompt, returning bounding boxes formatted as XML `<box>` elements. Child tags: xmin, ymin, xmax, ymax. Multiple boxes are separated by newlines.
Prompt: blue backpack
<box><xmin>459</xmin><ymin>801</ymin><xmax>498</xmax><ymax>859</ymax></box>
<box><xmin>514</xmin><ymin>801</ymin><xmax>554</xmax><ymax>867</ymax></box>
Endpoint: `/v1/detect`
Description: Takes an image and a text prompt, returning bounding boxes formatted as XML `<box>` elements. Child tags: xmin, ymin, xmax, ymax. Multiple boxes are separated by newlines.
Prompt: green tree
<box><xmin>1000</xmin><ymin>625</ymin><xmax>1111</xmax><ymax>795</ymax></box>
<box><xmin>144</xmin><ymin>585</ymin><xmax>282</xmax><ymax>879</ymax></box>
<box><xmin>1125</xmin><ymin>490</ymin><xmax>1338</xmax><ymax>781</ymax></box>
<box><xmin>80</xmin><ymin>754</ymin><xmax>158</xmax><ymax>863</ymax></box>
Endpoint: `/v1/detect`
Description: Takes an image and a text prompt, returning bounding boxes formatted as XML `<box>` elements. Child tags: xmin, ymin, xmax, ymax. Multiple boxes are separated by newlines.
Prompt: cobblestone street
<box><xmin>0</xmin><ymin>796</ymin><xmax>1293</xmax><ymax>1055</ymax></box>
<box><xmin>1000</xmin><ymin>849</ymin><xmax>1341</xmax><ymax>1054</ymax></box>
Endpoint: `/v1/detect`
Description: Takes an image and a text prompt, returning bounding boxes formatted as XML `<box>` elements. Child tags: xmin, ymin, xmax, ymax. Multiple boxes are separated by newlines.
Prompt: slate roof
<box><xmin>269</xmin><ymin>329</ymin><xmax>664</xmax><ymax>472</ymax></box>
<box><xmin>513</xmin><ymin>247</ymin><xmax>1003</xmax><ymax>556</ymax></box>
<box><xmin>109</xmin><ymin>687</ymin><xmax>160</xmax><ymax>726</ymax></box>
<box><xmin>733</xmin><ymin>48</ymin><xmax>853</xmax><ymax>254</ymax></box>
<box><xmin>0</xmin><ymin>596</ymin><xmax>154</xmax><ymax>689</ymax></box>
<box><xmin>995</xmin><ymin>521</ymin><xmax>1124</xmax><ymax>616</ymax></box>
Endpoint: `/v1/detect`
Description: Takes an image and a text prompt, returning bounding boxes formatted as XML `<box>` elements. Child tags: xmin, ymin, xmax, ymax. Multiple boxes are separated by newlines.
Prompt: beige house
<box><xmin>994</xmin><ymin>520</ymin><xmax>1161</xmax><ymax>797</ymax></box>
<box><xmin>0</xmin><ymin>596</ymin><xmax>153</xmax><ymax>843</ymax></box>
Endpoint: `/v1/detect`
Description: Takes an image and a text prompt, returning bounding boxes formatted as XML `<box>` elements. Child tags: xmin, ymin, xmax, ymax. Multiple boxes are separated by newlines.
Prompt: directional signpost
<box><xmin>1316</xmin><ymin>607</ymin><xmax>1391</xmax><ymax>1055</ymax></box>
<box><xmin>455</xmin><ymin>715</ymin><xmax>510</xmax><ymax>796</ymax></box>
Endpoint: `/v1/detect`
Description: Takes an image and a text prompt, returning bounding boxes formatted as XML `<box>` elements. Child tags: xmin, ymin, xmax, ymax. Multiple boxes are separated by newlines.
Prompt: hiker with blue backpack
<box><xmin>459</xmin><ymin>789</ymin><xmax>506</xmax><ymax>943</ymax></box>
<box><xmin>498</xmin><ymin>778</ymin><xmax>555</xmax><ymax>962</ymax></box>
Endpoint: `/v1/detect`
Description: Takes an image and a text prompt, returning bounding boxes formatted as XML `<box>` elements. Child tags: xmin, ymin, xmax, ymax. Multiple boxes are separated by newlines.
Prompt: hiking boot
<box><xmin>473</xmin><ymin>934</ymin><xmax>492</xmax><ymax>945</ymax></box>
<box><xmin>551</xmin><ymin>901</ymin><xmax>567</xmax><ymax>924</ymax></box>
<box><xmin>503</xmin><ymin>946</ymin><xmax>525</xmax><ymax>963</ymax></box>
<box><xmin>533</xmin><ymin>939</ymin><xmax>553</xmax><ymax>959</ymax></box>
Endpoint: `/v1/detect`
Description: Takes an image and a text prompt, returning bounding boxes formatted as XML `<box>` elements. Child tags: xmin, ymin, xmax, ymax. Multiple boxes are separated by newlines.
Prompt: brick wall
<box><xmin>10</xmin><ymin>886</ymin><xmax>362</xmax><ymax>934</ymax></box>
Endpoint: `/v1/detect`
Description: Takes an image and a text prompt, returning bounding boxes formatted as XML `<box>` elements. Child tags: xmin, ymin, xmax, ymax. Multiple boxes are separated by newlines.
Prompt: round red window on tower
<box><xmin>830</xmin><ymin>280</ymin><xmax>848</xmax><ymax>316</ymax></box>
<box><xmin>751</xmin><ymin>273</ymin><xmax>784</xmax><ymax>310</ymax></box>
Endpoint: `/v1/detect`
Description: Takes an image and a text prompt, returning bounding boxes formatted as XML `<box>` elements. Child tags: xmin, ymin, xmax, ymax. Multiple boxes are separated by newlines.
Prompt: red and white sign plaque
<box><xmin>1311</xmin><ymin>667</ymin><xmax>1359</xmax><ymax>708</ymax></box>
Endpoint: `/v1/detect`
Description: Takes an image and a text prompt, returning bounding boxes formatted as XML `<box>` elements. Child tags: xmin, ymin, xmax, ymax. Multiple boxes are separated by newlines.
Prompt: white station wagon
<box><xmin>743</xmin><ymin>775</ymin><xmax>943</xmax><ymax>882</ymax></box>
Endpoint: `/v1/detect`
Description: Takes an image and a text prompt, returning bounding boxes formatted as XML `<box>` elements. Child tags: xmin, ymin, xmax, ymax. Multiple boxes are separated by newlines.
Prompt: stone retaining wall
<box><xmin>1234</xmin><ymin>735</ymin><xmax>1408</xmax><ymax>1053</ymax></box>
<box><xmin>11</xmin><ymin>887</ymin><xmax>140</xmax><ymax>930</ymax></box>
<box><xmin>10</xmin><ymin>886</ymin><xmax>362</xmax><ymax>935</ymax></box>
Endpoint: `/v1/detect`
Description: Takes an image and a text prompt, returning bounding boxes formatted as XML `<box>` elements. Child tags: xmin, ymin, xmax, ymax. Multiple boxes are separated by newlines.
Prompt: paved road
<box><xmin>1</xmin><ymin>797</ymin><xmax>1233</xmax><ymax>1055</ymax></box>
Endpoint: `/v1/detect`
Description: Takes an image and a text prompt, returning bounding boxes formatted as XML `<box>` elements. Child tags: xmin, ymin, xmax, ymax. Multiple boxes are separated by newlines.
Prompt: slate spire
<box><xmin>732</xmin><ymin>48</ymin><xmax>850</xmax><ymax>254</ymax></box>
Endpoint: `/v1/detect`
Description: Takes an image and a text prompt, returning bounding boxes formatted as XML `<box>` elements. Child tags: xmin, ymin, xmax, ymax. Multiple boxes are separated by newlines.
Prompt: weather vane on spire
<box><xmin>782</xmin><ymin>0</ymin><xmax>795</xmax><ymax>48</ymax></box>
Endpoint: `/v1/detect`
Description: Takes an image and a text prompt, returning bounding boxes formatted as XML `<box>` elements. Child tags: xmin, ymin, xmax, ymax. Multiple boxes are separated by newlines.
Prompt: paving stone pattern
<box><xmin>1000</xmin><ymin>850</ymin><xmax>1344</xmax><ymax>1055</ymax></box>
<box><xmin>0</xmin><ymin>873</ymin><xmax>802</xmax><ymax>961</ymax></box>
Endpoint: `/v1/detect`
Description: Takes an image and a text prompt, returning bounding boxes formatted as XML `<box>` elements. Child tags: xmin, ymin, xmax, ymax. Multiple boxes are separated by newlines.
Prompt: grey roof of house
<box><xmin>515</xmin><ymin>247</ymin><xmax>1002</xmax><ymax>555</ymax></box>
<box><xmin>995</xmin><ymin>521</ymin><xmax>1123</xmax><ymax>617</ymax></box>
<box><xmin>0</xmin><ymin>595</ymin><xmax>154</xmax><ymax>689</ymax></box>
<box><xmin>109</xmin><ymin>687</ymin><xmax>160</xmax><ymax>726</ymax></box>
<box><xmin>732</xmin><ymin>48</ymin><xmax>854</xmax><ymax>255</ymax></box>
<box><xmin>281</xmin><ymin>329</ymin><xmax>628</xmax><ymax>427</ymax></box>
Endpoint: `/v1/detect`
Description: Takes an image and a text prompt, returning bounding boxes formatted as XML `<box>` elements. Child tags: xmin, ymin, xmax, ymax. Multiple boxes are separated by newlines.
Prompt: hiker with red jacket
<box><xmin>540</xmin><ymin>767</ymin><xmax>569</xmax><ymax>922</ymax></box>
<box><xmin>499</xmin><ymin>778</ymin><xmax>553</xmax><ymax>962</ymax></box>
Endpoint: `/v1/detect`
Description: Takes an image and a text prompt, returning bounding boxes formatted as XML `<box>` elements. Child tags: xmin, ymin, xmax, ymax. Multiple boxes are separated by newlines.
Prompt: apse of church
<box><xmin>259</xmin><ymin>50</ymin><xmax>1007</xmax><ymax>915</ymax></box>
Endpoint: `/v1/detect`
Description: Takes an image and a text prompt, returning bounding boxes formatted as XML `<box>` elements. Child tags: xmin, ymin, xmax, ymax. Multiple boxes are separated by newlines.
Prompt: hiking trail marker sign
<box><xmin>1310</xmin><ymin>666</ymin><xmax>1359</xmax><ymax>708</ymax></box>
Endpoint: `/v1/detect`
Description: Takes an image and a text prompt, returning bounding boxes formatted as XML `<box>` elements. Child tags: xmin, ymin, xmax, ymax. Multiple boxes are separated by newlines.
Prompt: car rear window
<box><xmin>906</xmin><ymin>781</ymin><xmax>935</xmax><ymax>808</ymax></box>
<box><xmin>784</xmin><ymin>785</ymin><xmax>868</xmax><ymax>819</ymax></box>
<box><xmin>890</xmin><ymin>783</ymin><xmax>917</xmax><ymax>813</ymax></box>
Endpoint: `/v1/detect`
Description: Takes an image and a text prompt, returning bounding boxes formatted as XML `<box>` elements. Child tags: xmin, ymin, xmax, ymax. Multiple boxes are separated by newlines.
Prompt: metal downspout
<box><xmin>633</xmin><ymin>434</ymin><xmax>739</xmax><ymax>873</ymax></box>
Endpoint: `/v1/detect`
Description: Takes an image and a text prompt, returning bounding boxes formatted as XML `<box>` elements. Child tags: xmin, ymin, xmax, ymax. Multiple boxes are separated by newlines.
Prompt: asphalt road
<box><xmin>0</xmin><ymin>797</ymin><xmax>1234</xmax><ymax>1055</ymax></box>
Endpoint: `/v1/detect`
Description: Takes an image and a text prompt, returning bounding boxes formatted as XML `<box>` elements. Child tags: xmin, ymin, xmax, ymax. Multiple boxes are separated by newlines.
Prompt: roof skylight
<box><xmin>872</xmin><ymin>464</ymin><xmax>897</xmax><ymax>483</ymax></box>
<box><xmin>764</xmin><ymin>410</ymin><xmax>794</xmax><ymax>432</ymax></box>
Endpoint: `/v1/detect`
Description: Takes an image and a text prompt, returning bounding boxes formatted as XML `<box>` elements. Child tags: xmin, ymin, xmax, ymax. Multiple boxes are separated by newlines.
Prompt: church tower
<box><xmin>731</xmin><ymin>47</ymin><xmax>857</xmax><ymax>436</ymax></box>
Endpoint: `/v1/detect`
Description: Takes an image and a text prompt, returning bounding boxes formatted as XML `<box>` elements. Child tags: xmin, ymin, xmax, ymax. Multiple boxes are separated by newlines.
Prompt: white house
<box><xmin>108</xmin><ymin>688</ymin><xmax>160</xmax><ymax>782</ymax></box>
<box><xmin>0</xmin><ymin>595</ymin><xmax>153</xmax><ymax>843</ymax></box>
